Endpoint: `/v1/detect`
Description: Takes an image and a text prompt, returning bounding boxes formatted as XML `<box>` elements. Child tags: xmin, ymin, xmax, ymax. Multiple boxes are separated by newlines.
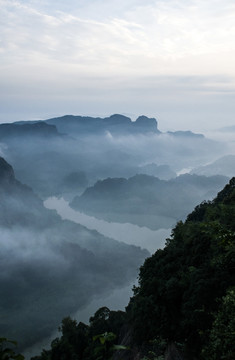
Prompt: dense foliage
<box><xmin>127</xmin><ymin>177</ymin><xmax>235</xmax><ymax>359</ymax></box>
<box><xmin>31</xmin><ymin>178</ymin><xmax>235</xmax><ymax>360</ymax></box>
<box><xmin>0</xmin><ymin>338</ymin><xmax>24</xmax><ymax>360</ymax></box>
<box><xmin>31</xmin><ymin>308</ymin><xmax>128</xmax><ymax>360</ymax></box>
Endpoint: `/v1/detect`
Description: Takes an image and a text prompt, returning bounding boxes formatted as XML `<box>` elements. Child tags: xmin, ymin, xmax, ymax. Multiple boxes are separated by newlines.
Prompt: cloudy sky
<box><xmin>0</xmin><ymin>0</ymin><xmax>235</xmax><ymax>131</ymax></box>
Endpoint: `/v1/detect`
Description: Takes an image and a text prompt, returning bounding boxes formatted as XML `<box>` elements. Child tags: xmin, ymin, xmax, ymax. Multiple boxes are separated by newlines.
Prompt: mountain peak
<box><xmin>107</xmin><ymin>114</ymin><xmax>132</xmax><ymax>124</ymax></box>
<box><xmin>135</xmin><ymin>115</ymin><xmax>160</xmax><ymax>133</ymax></box>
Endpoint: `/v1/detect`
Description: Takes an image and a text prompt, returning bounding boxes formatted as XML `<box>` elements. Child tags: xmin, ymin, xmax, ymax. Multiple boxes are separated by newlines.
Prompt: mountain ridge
<box><xmin>3</xmin><ymin>114</ymin><xmax>205</xmax><ymax>138</ymax></box>
<box><xmin>0</xmin><ymin>157</ymin><xmax>148</xmax><ymax>349</ymax></box>
<box><xmin>70</xmin><ymin>173</ymin><xmax>229</xmax><ymax>230</ymax></box>
<box><xmin>32</xmin><ymin>177</ymin><xmax>235</xmax><ymax>360</ymax></box>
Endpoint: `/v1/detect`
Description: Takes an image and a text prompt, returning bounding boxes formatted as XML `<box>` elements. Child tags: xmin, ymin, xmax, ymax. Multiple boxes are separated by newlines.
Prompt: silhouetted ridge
<box><xmin>104</xmin><ymin>114</ymin><xmax>132</xmax><ymax>125</ymax></box>
<box><xmin>0</xmin><ymin>122</ymin><xmax>59</xmax><ymax>139</ymax></box>
<box><xmin>186</xmin><ymin>177</ymin><xmax>235</xmax><ymax>222</ymax></box>
<box><xmin>46</xmin><ymin>114</ymin><xmax>160</xmax><ymax>135</ymax></box>
<box><xmin>214</xmin><ymin>176</ymin><xmax>235</xmax><ymax>204</ymax></box>
<box><xmin>167</xmin><ymin>130</ymin><xmax>204</xmax><ymax>138</ymax></box>
<box><xmin>135</xmin><ymin>115</ymin><xmax>160</xmax><ymax>133</ymax></box>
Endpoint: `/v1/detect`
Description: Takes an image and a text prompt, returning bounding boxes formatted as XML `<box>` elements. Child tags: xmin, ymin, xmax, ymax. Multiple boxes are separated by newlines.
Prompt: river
<box><xmin>44</xmin><ymin>197</ymin><xmax>171</xmax><ymax>254</ymax></box>
<box><xmin>24</xmin><ymin>197</ymin><xmax>171</xmax><ymax>358</ymax></box>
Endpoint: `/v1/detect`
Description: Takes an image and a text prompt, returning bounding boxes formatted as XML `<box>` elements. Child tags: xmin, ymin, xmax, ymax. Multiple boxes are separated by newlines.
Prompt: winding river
<box><xmin>24</xmin><ymin>197</ymin><xmax>171</xmax><ymax>358</ymax></box>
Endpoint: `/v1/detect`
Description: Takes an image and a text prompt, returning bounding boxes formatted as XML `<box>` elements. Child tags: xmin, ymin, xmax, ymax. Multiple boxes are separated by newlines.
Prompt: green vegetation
<box><xmin>28</xmin><ymin>178</ymin><xmax>235</xmax><ymax>359</ymax></box>
<box><xmin>31</xmin><ymin>308</ymin><xmax>128</xmax><ymax>360</ymax></box>
<box><xmin>127</xmin><ymin>177</ymin><xmax>235</xmax><ymax>359</ymax></box>
<box><xmin>0</xmin><ymin>338</ymin><xmax>24</xmax><ymax>360</ymax></box>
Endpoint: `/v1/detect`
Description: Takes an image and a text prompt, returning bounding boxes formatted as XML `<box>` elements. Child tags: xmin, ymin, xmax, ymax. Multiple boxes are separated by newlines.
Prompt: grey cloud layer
<box><xmin>1</xmin><ymin>0</ymin><xmax>235</xmax><ymax>127</ymax></box>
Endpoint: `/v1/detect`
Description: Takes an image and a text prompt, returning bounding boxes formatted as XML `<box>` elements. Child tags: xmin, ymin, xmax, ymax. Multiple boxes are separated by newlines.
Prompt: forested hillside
<box><xmin>32</xmin><ymin>178</ymin><xmax>235</xmax><ymax>360</ymax></box>
<box><xmin>127</xmin><ymin>177</ymin><xmax>235</xmax><ymax>359</ymax></box>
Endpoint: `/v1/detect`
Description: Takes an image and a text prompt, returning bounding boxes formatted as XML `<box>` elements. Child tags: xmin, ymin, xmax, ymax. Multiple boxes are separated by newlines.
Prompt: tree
<box><xmin>0</xmin><ymin>338</ymin><xmax>24</xmax><ymax>360</ymax></box>
<box><xmin>202</xmin><ymin>288</ymin><xmax>235</xmax><ymax>360</ymax></box>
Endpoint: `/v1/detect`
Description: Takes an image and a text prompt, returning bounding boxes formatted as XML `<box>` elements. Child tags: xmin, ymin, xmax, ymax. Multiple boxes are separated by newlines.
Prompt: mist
<box><xmin>0</xmin><ymin>115</ymin><xmax>233</xmax><ymax>355</ymax></box>
<box><xmin>0</xmin><ymin>156</ymin><xmax>148</xmax><ymax>350</ymax></box>
<box><xmin>44</xmin><ymin>197</ymin><xmax>171</xmax><ymax>254</ymax></box>
<box><xmin>0</xmin><ymin>115</ymin><xmax>231</xmax><ymax>201</ymax></box>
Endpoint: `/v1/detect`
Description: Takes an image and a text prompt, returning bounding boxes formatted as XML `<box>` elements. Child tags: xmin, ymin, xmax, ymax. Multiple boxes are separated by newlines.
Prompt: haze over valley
<box><xmin>1</xmin><ymin>1</ymin><xmax>235</xmax><ymax>358</ymax></box>
<box><xmin>0</xmin><ymin>111</ymin><xmax>234</xmax><ymax>359</ymax></box>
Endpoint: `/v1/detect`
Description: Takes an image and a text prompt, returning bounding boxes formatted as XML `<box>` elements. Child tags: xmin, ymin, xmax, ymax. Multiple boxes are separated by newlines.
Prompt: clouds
<box><xmin>1</xmin><ymin>0</ymin><xmax>235</xmax><ymax>73</ymax></box>
<box><xmin>0</xmin><ymin>0</ymin><xmax>235</xmax><ymax>128</ymax></box>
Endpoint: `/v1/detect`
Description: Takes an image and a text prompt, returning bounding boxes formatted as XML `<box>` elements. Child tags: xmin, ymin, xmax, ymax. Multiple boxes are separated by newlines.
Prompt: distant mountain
<box><xmin>167</xmin><ymin>130</ymin><xmax>204</xmax><ymax>138</ymax></box>
<box><xmin>45</xmin><ymin>114</ymin><xmax>205</xmax><ymax>138</ymax></box>
<box><xmin>0</xmin><ymin>157</ymin><xmax>148</xmax><ymax>349</ymax></box>
<box><xmin>5</xmin><ymin>114</ymin><xmax>205</xmax><ymax>139</ymax></box>
<box><xmin>191</xmin><ymin>155</ymin><xmax>235</xmax><ymax>178</ymax></box>
<box><xmin>70</xmin><ymin>174</ymin><xmax>228</xmax><ymax>230</ymax></box>
<box><xmin>0</xmin><ymin>114</ymin><xmax>223</xmax><ymax>198</ymax></box>
<box><xmin>45</xmin><ymin>114</ymin><xmax>161</xmax><ymax>135</ymax></box>
<box><xmin>0</xmin><ymin>121</ymin><xmax>60</xmax><ymax>140</ymax></box>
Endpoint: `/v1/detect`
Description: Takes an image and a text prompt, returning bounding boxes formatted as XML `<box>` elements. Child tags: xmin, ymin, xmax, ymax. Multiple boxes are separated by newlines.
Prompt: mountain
<box><xmin>126</xmin><ymin>177</ymin><xmax>235</xmax><ymax>359</ymax></box>
<box><xmin>0</xmin><ymin>157</ymin><xmax>148</xmax><ymax>349</ymax></box>
<box><xmin>46</xmin><ymin>114</ymin><xmax>161</xmax><ymax>135</ymax></box>
<box><xmin>70</xmin><ymin>174</ymin><xmax>229</xmax><ymax>230</ymax></box>
<box><xmin>191</xmin><ymin>154</ymin><xmax>235</xmax><ymax>178</ymax></box>
<box><xmin>167</xmin><ymin>130</ymin><xmax>204</xmax><ymax>138</ymax></box>
<box><xmin>6</xmin><ymin>114</ymin><xmax>204</xmax><ymax>139</ymax></box>
<box><xmin>0</xmin><ymin>115</ymin><xmax>224</xmax><ymax>199</ymax></box>
<box><xmin>33</xmin><ymin>178</ymin><xmax>235</xmax><ymax>360</ymax></box>
<box><xmin>0</xmin><ymin>122</ymin><xmax>60</xmax><ymax>140</ymax></box>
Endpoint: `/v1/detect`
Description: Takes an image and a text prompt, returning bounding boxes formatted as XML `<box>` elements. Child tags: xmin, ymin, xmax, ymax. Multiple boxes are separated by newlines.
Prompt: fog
<box><xmin>0</xmin><ymin>115</ymin><xmax>231</xmax><ymax>201</ymax></box>
<box><xmin>24</xmin><ymin>283</ymin><xmax>135</xmax><ymax>359</ymax></box>
<box><xmin>0</xmin><ymin>157</ymin><xmax>148</xmax><ymax>350</ymax></box>
<box><xmin>22</xmin><ymin>196</ymin><xmax>170</xmax><ymax>358</ymax></box>
<box><xmin>0</xmin><ymin>116</ymin><xmax>233</xmax><ymax>355</ymax></box>
<box><xmin>44</xmin><ymin>197</ymin><xmax>171</xmax><ymax>254</ymax></box>
<box><xmin>0</xmin><ymin>223</ymin><xmax>147</xmax><ymax>350</ymax></box>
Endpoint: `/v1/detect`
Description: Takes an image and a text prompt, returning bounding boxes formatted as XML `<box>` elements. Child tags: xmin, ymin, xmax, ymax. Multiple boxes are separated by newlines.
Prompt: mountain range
<box><xmin>0</xmin><ymin>157</ymin><xmax>148</xmax><ymax>349</ymax></box>
<box><xmin>70</xmin><ymin>173</ymin><xmax>228</xmax><ymax>230</ymax></box>
<box><xmin>0</xmin><ymin>114</ymin><xmax>224</xmax><ymax>199</ymax></box>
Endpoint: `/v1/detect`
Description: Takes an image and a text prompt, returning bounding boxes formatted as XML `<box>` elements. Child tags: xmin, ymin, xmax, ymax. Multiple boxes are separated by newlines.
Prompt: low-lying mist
<box><xmin>0</xmin><ymin>157</ymin><xmax>148</xmax><ymax>350</ymax></box>
<box><xmin>0</xmin><ymin>115</ymin><xmax>232</xmax><ymax>200</ymax></box>
<box><xmin>44</xmin><ymin>197</ymin><xmax>171</xmax><ymax>254</ymax></box>
<box><xmin>0</xmin><ymin>115</ymin><xmax>234</xmax><ymax>356</ymax></box>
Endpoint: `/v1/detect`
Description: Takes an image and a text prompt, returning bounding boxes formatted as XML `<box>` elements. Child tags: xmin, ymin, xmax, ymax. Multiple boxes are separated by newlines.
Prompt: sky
<box><xmin>0</xmin><ymin>0</ymin><xmax>235</xmax><ymax>131</ymax></box>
